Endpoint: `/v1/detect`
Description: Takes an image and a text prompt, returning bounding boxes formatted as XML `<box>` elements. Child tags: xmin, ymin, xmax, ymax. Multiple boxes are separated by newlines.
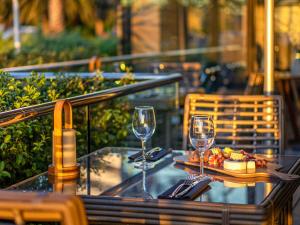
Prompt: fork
<box><xmin>169</xmin><ymin>175</ymin><xmax>196</xmax><ymax>198</ymax></box>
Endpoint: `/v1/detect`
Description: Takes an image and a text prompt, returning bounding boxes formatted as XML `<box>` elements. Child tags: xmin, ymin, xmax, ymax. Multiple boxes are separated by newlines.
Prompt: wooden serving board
<box><xmin>174</xmin><ymin>163</ymin><xmax>272</xmax><ymax>183</ymax></box>
<box><xmin>174</xmin><ymin>155</ymin><xmax>278</xmax><ymax>179</ymax></box>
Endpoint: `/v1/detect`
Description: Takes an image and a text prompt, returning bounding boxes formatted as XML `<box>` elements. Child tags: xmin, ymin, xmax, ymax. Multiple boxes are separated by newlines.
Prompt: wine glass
<box><xmin>132</xmin><ymin>106</ymin><xmax>156</xmax><ymax>169</ymax></box>
<box><xmin>189</xmin><ymin>115</ymin><xmax>215</xmax><ymax>177</ymax></box>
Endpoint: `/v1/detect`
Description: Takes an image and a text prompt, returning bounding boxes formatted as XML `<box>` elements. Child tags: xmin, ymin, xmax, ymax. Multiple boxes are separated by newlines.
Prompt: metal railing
<box><xmin>2</xmin><ymin>45</ymin><xmax>242</xmax><ymax>72</ymax></box>
<box><xmin>8</xmin><ymin>72</ymin><xmax>168</xmax><ymax>80</ymax></box>
<box><xmin>0</xmin><ymin>73</ymin><xmax>182</xmax><ymax>128</ymax></box>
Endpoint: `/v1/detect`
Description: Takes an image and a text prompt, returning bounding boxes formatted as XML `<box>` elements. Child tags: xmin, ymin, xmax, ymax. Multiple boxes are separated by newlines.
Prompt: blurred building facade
<box><xmin>116</xmin><ymin>0</ymin><xmax>300</xmax><ymax>74</ymax></box>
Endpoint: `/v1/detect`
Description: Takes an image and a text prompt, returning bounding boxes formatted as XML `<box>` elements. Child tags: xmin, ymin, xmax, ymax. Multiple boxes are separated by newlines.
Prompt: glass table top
<box><xmin>7</xmin><ymin>147</ymin><xmax>300</xmax><ymax>205</ymax></box>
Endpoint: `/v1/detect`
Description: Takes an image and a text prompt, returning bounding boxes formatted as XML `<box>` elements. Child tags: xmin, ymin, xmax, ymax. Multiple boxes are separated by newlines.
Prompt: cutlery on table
<box><xmin>174</xmin><ymin>177</ymin><xmax>210</xmax><ymax>198</ymax></box>
<box><xmin>168</xmin><ymin>175</ymin><xmax>195</xmax><ymax>198</ymax></box>
<box><xmin>134</xmin><ymin>147</ymin><xmax>163</xmax><ymax>162</ymax></box>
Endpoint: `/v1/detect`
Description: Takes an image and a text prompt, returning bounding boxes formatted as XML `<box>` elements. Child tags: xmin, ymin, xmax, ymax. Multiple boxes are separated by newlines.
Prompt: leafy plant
<box><xmin>0</xmin><ymin>31</ymin><xmax>118</xmax><ymax>69</ymax></box>
<box><xmin>0</xmin><ymin>161</ymin><xmax>10</xmax><ymax>179</ymax></box>
<box><xmin>0</xmin><ymin>71</ymin><xmax>134</xmax><ymax>187</ymax></box>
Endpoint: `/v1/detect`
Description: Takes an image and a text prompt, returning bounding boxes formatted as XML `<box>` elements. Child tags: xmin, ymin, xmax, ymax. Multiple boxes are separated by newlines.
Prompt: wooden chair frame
<box><xmin>0</xmin><ymin>191</ymin><xmax>88</xmax><ymax>225</ymax></box>
<box><xmin>183</xmin><ymin>94</ymin><xmax>284</xmax><ymax>154</ymax></box>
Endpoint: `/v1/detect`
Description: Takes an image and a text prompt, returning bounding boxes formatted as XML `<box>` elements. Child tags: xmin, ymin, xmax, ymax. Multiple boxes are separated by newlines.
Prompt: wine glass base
<box><xmin>134</xmin><ymin>161</ymin><xmax>154</xmax><ymax>170</ymax></box>
<box><xmin>189</xmin><ymin>173</ymin><xmax>211</xmax><ymax>181</ymax></box>
<box><xmin>132</xmin><ymin>191</ymin><xmax>154</xmax><ymax>200</ymax></box>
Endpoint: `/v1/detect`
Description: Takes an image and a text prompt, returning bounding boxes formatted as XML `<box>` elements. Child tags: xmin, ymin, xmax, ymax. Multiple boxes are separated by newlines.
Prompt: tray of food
<box><xmin>174</xmin><ymin>148</ymin><xmax>299</xmax><ymax>181</ymax></box>
<box><xmin>174</xmin><ymin>162</ymin><xmax>271</xmax><ymax>186</ymax></box>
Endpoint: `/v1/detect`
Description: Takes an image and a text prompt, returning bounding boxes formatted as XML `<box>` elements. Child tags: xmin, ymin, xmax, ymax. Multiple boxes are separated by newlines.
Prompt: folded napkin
<box><xmin>128</xmin><ymin>148</ymin><xmax>171</xmax><ymax>162</ymax></box>
<box><xmin>158</xmin><ymin>177</ymin><xmax>211</xmax><ymax>200</ymax></box>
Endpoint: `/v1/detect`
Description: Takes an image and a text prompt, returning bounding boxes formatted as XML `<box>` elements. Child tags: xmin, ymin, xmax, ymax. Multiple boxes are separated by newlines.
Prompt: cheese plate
<box><xmin>174</xmin><ymin>155</ymin><xmax>299</xmax><ymax>181</ymax></box>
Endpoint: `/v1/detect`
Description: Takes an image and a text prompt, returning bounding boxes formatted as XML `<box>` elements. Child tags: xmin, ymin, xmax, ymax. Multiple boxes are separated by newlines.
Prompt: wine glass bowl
<box><xmin>132</xmin><ymin>106</ymin><xmax>156</xmax><ymax>169</ymax></box>
<box><xmin>189</xmin><ymin>115</ymin><xmax>215</xmax><ymax>177</ymax></box>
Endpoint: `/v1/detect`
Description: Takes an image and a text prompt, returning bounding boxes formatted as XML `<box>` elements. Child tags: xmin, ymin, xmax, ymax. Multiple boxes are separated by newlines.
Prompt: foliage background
<box><xmin>0</xmin><ymin>72</ymin><xmax>133</xmax><ymax>187</ymax></box>
<box><xmin>0</xmin><ymin>31</ymin><xmax>118</xmax><ymax>69</ymax></box>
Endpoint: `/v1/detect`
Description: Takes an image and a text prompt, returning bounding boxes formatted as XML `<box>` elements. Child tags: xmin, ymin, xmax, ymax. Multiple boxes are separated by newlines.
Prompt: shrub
<box><xmin>0</xmin><ymin>31</ymin><xmax>118</xmax><ymax>69</ymax></box>
<box><xmin>0</xmin><ymin>71</ymin><xmax>134</xmax><ymax>187</ymax></box>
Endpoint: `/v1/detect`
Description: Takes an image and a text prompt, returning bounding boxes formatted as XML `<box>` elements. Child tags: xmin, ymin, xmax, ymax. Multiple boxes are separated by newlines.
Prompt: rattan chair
<box><xmin>183</xmin><ymin>94</ymin><xmax>284</xmax><ymax>154</ymax></box>
<box><xmin>0</xmin><ymin>191</ymin><xmax>88</xmax><ymax>225</ymax></box>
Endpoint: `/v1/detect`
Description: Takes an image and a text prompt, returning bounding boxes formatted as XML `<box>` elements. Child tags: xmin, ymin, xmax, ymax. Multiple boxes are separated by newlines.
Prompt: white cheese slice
<box><xmin>224</xmin><ymin>159</ymin><xmax>247</xmax><ymax>171</ymax></box>
<box><xmin>246</xmin><ymin>161</ymin><xmax>256</xmax><ymax>173</ymax></box>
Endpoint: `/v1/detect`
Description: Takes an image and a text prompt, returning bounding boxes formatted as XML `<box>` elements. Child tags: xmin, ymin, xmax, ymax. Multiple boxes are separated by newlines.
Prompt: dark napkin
<box><xmin>158</xmin><ymin>178</ymin><xmax>211</xmax><ymax>200</ymax></box>
<box><xmin>128</xmin><ymin>148</ymin><xmax>171</xmax><ymax>162</ymax></box>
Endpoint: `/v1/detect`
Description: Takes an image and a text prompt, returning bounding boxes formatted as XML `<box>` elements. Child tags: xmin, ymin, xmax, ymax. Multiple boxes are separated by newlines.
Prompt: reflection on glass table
<box><xmin>7</xmin><ymin>147</ymin><xmax>300</xmax><ymax>206</ymax></box>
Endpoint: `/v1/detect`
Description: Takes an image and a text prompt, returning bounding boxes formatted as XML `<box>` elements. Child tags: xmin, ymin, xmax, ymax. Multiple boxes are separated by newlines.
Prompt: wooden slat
<box><xmin>0</xmin><ymin>208</ymin><xmax>62</xmax><ymax>221</ymax></box>
<box><xmin>213</xmin><ymin>120</ymin><xmax>278</xmax><ymax>125</ymax></box>
<box><xmin>88</xmin><ymin>215</ymin><xmax>215</xmax><ymax>225</ymax></box>
<box><xmin>215</xmin><ymin>128</ymin><xmax>279</xmax><ymax>133</ymax></box>
<box><xmin>85</xmin><ymin>205</ymin><xmax>221</xmax><ymax>217</ymax></box>
<box><xmin>188</xmin><ymin>94</ymin><xmax>278</xmax><ymax>101</ymax></box>
<box><xmin>215</xmin><ymin>136</ymin><xmax>277</xmax><ymax>141</ymax></box>
<box><xmin>186</xmin><ymin>123</ymin><xmax>278</xmax><ymax>128</ymax></box>
<box><xmin>190</xmin><ymin>102</ymin><xmax>279</xmax><ymax>108</ymax></box>
<box><xmin>186</xmin><ymin>120</ymin><xmax>278</xmax><ymax>126</ymax></box>
<box><xmin>87</xmin><ymin>210</ymin><xmax>222</xmax><ymax>224</ymax></box>
<box><xmin>190</xmin><ymin>110</ymin><xmax>278</xmax><ymax>117</ymax></box>
<box><xmin>217</xmin><ymin>144</ymin><xmax>279</xmax><ymax>149</ymax></box>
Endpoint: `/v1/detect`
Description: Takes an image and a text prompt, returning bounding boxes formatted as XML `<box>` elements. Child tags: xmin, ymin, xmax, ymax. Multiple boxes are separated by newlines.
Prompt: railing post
<box><xmin>12</xmin><ymin>0</ymin><xmax>21</xmax><ymax>52</ymax></box>
<box><xmin>264</xmin><ymin>0</ymin><xmax>275</xmax><ymax>95</ymax></box>
<box><xmin>86</xmin><ymin>105</ymin><xmax>91</xmax><ymax>154</ymax></box>
<box><xmin>263</xmin><ymin>0</ymin><xmax>275</xmax><ymax>156</ymax></box>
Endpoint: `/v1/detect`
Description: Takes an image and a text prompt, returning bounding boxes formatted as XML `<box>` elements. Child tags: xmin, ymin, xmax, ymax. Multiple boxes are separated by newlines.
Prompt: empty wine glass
<box><xmin>132</xmin><ymin>106</ymin><xmax>156</xmax><ymax>169</ymax></box>
<box><xmin>189</xmin><ymin>115</ymin><xmax>215</xmax><ymax>177</ymax></box>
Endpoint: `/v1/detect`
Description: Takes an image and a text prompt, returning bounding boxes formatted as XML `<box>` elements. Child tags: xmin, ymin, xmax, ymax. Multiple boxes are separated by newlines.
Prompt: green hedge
<box><xmin>0</xmin><ymin>71</ymin><xmax>134</xmax><ymax>187</ymax></box>
<box><xmin>0</xmin><ymin>31</ymin><xmax>118</xmax><ymax>69</ymax></box>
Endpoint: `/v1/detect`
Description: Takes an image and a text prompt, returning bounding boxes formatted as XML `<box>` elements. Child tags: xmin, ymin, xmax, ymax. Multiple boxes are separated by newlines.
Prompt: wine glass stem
<box><xmin>141</xmin><ymin>139</ymin><xmax>146</xmax><ymax>165</ymax></box>
<box><xmin>142</xmin><ymin>168</ymin><xmax>146</xmax><ymax>192</ymax></box>
<box><xmin>199</xmin><ymin>150</ymin><xmax>204</xmax><ymax>176</ymax></box>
